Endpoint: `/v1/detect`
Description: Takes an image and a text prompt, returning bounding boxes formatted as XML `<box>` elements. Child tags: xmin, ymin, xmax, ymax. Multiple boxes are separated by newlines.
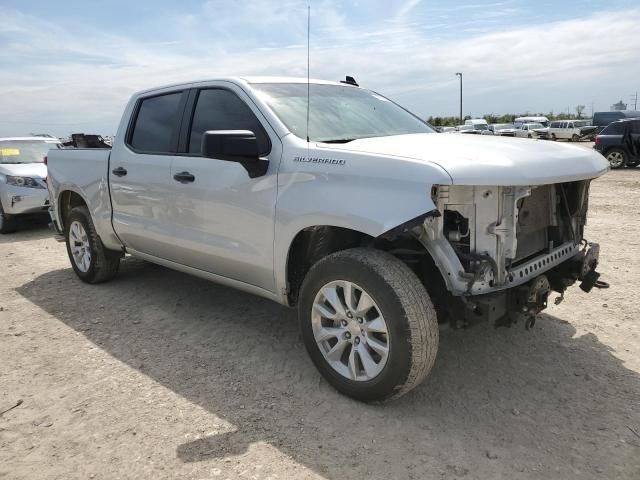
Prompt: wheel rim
<box><xmin>607</xmin><ymin>151</ymin><xmax>624</xmax><ymax>168</ymax></box>
<box><xmin>69</xmin><ymin>221</ymin><xmax>91</xmax><ymax>272</ymax></box>
<box><xmin>311</xmin><ymin>280</ymin><xmax>389</xmax><ymax>381</ymax></box>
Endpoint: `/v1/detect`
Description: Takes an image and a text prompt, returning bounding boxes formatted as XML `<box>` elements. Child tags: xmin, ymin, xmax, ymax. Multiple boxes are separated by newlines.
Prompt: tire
<box><xmin>528</xmin><ymin>133</ymin><xmax>532</xmax><ymax>138</ymax></box>
<box><xmin>606</xmin><ymin>148</ymin><xmax>627</xmax><ymax>169</ymax></box>
<box><xmin>298</xmin><ymin>248</ymin><xmax>438</xmax><ymax>402</ymax></box>
<box><xmin>551</xmin><ymin>133</ymin><xmax>557</xmax><ymax>141</ymax></box>
<box><xmin>571</xmin><ymin>134</ymin><xmax>580</xmax><ymax>142</ymax></box>
<box><xmin>0</xmin><ymin>201</ymin><xmax>18</xmax><ymax>234</ymax></box>
<box><xmin>65</xmin><ymin>206</ymin><xmax>121</xmax><ymax>283</ymax></box>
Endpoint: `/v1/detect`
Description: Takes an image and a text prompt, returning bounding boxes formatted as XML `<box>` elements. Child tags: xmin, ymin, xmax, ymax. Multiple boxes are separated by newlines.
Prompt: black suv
<box><xmin>594</xmin><ymin>118</ymin><xmax>640</xmax><ymax>169</ymax></box>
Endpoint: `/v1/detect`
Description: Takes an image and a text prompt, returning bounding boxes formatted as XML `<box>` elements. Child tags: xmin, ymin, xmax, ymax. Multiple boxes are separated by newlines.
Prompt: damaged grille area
<box><xmin>432</xmin><ymin>180</ymin><xmax>591</xmax><ymax>294</ymax></box>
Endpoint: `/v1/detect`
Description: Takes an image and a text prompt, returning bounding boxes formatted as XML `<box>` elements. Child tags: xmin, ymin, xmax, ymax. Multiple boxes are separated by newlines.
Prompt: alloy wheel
<box><xmin>311</xmin><ymin>280</ymin><xmax>389</xmax><ymax>381</ymax></box>
<box><xmin>69</xmin><ymin>221</ymin><xmax>92</xmax><ymax>272</ymax></box>
<box><xmin>607</xmin><ymin>151</ymin><xmax>625</xmax><ymax>168</ymax></box>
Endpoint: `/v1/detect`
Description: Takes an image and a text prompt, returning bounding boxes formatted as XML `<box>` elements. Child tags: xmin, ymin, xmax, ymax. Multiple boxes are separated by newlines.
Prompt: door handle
<box><xmin>112</xmin><ymin>166</ymin><xmax>127</xmax><ymax>177</ymax></box>
<box><xmin>173</xmin><ymin>171</ymin><xmax>195</xmax><ymax>183</ymax></box>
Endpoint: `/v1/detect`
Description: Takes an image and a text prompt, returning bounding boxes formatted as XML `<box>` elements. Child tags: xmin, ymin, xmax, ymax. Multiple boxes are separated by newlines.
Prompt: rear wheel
<box><xmin>298</xmin><ymin>248</ymin><xmax>438</xmax><ymax>402</ymax></box>
<box><xmin>606</xmin><ymin>148</ymin><xmax>627</xmax><ymax>169</ymax></box>
<box><xmin>65</xmin><ymin>206</ymin><xmax>121</xmax><ymax>283</ymax></box>
<box><xmin>0</xmin><ymin>201</ymin><xmax>17</xmax><ymax>234</ymax></box>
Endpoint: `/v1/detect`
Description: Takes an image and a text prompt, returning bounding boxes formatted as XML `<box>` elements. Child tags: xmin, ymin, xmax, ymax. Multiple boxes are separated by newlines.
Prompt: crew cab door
<box><xmin>166</xmin><ymin>85</ymin><xmax>282</xmax><ymax>292</ymax></box>
<box><xmin>109</xmin><ymin>89</ymin><xmax>188</xmax><ymax>259</ymax></box>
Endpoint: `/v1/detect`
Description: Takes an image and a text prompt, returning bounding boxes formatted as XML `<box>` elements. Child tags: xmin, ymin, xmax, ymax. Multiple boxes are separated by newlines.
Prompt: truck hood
<box><xmin>0</xmin><ymin>163</ymin><xmax>47</xmax><ymax>179</ymax></box>
<box><xmin>330</xmin><ymin>133</ymin><xmax>608</xmax><ymax>185</ymax></box>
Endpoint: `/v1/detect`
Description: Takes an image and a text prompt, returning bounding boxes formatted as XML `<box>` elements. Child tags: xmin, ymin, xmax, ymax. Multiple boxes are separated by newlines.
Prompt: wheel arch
<box><xmin>58</xmin><ymin>189</ymin><xmax>88</xmax><ymax>230</ymax></box>
<box><xmin>281</xmin><ymin>215</ymin><xmax>450</xmax><ymax>309</ymax></box>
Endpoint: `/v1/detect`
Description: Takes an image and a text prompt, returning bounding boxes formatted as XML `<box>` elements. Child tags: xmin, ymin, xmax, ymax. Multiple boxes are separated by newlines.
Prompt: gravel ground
<box><xmin>1</xmin><ymin>167</ymin><xmax>639</xmax><ymax>480</ymax></box>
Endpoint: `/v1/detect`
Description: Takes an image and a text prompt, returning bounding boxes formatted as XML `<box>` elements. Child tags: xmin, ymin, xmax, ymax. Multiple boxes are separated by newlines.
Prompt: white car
<box><xmin>46</xmin><ymin>76</ymin><xmax>608</xmax><ymax>402</ymax></box>
<box><xmin>548</xmin><ymin>120</ymin><xmax>592</xmax><ymax>141</ymax></box>
<box><xmin>515</xmin><ymin>123</ymin><xmax>547</xmax><ymax>139</ymax></box>
<box><xmin>490</xmin><ymin>123</ymin><xmax>518</xmax><ymax>136</ymax></box>
<box><xmin>0</xmin><ymin>136</ymin><xmax>62</xmax><ymax>233</ymax></box>
<box><xmin>458</xmin><ymin>124</ymin><xmax>493</xmax><ymax>135</ymax></box>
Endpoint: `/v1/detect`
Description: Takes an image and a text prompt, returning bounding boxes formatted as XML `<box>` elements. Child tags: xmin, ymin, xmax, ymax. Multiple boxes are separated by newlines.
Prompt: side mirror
<box><xmin>201</xmin><ymin>130</ymin><xmax>269</xmax><ymax>178</ymax></box>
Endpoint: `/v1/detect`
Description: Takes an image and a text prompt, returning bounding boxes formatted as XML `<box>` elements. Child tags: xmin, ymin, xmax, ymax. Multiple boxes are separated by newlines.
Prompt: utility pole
<box><xmin>455</xmin><ymin>72</ymin><xmax>463</xmax><ymax>123</ymax></box>
<box><xmin>632</xmin><ymin>92</ymin><xmax>638</xmax><ymax>110</ymax></box>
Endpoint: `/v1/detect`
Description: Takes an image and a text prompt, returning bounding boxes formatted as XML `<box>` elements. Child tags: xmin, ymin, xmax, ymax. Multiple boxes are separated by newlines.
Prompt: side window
<box><xmin>568</xmin><ymin>122</ymin><xmax>574</xmax><ymax>129</ymax></box>
<box><xmin>630</xmin><ymin>121</ymin><xmax>640</xmax><ymax>134</ymax></box>
<box><xmin>603</xmin><ymin>122</ymin><xmax>623</xmax><ymax>134</ymax></box>
<box><xmin>188</xmin><ymin>89</ymin><xmax>271</xmax><ymax>155</ymax></box>
<box><xmin>129</xmin><ymin>92</ymin><xmax>183</xmax><ymax>153</ymax></box>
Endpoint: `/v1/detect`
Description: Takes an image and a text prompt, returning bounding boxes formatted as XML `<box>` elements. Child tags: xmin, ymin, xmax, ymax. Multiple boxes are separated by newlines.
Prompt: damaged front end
<box><xmin>416</xmin><ymin>181</ymin><xmax>603</xmax><ymax>328</ymax></box>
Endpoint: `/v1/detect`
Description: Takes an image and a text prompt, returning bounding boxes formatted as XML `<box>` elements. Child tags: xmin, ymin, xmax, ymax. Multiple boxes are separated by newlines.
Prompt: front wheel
<box><xmin>551</xmin><ymin>133</ymin><xmax>557</xmax><ymax>141</ymax></box>
<box><xmin>606</xmin><ymin>148</ymin><xmax>627</xmax><ymax>169</ymax></box>
<box><xmin>298</xmin><ymin>248</ymin><xmax>439</xmax><ymax>402</ymax></box>
<box><xmin>65</xmin><ymin>206</ymin><xmax>121</xmax><ymax>283</ymax></box>
<box><xmin>571</xmin><ymin>134</ymin><xmax>580</xmax><ymax>142</ymax></box>
<box><xmin>0</xmin><ymin>201</ymin><xmax>17</xmax><ymax>234</ymax></box>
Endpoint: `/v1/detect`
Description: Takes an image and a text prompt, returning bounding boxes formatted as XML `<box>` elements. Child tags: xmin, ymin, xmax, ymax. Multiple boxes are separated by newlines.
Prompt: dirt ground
<box><xmin>1</xmin><ymin>167</ymin><xmax>639</xmax><ymax>480</ymax></box>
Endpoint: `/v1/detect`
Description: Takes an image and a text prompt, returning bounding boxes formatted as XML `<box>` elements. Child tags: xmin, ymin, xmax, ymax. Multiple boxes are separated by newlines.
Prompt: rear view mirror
<box><xmin>201</xmin><ymin>130</ymin><xmax>269</xmax><ymax>178</ymax></box>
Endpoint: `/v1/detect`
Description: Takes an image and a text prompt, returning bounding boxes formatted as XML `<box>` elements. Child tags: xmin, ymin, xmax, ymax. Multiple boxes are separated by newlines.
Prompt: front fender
<box><xmin>273</xmin><ymin>147</ymin><xmax>452</xmax><ymax>300</ymax></box>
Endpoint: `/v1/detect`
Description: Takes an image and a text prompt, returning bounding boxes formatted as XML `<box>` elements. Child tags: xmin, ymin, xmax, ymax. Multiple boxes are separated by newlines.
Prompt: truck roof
<box><xmin>134</xmin><ymin>76</ymin><xmax>352</xmax><ymax>96</ymax></box>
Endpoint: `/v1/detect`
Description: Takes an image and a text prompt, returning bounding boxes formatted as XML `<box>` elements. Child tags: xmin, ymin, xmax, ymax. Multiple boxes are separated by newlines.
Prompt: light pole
<box><xmin>455</xmin><ymin>72</ymin><xmax>463</xmax><ymax>123</ymax></box>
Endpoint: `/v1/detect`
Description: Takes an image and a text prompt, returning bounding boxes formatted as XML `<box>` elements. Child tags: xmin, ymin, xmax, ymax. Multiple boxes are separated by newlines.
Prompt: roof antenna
<box><xmin>306</xmin><ymin>4</ymin><xmax>311</xmax><ymax>143</ymax></box>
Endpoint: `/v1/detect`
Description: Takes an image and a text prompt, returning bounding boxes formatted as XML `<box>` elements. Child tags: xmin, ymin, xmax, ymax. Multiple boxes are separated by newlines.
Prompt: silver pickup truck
<box><xmin>47</xmin><ymin>77</ymin><xmax>609</xmax><ymax>401</ymax></box>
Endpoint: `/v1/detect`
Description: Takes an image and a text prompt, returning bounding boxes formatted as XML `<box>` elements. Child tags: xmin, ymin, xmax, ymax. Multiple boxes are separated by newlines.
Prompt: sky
<box><xmin>1</xmin><ymin>0</ymin><xmax>639</xmax><ymax>137</ymax></box>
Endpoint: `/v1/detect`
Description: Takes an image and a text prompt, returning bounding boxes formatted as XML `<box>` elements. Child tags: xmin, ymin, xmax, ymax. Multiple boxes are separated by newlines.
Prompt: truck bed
<box><xmin>46</xmin><ymin>148</ymin><xmax>121</xmax><ymax>250</ymax></box>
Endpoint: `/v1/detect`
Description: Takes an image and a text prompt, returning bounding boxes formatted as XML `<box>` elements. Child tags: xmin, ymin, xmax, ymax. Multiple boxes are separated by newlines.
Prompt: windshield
<box><xmin>526</xmin><ymin>123</ymin><xmax>544</xmax><ymax>129</ymax></box>
<box><xmin>252</xmin><ymin>83</ymin><xmax>435</xmax><ymax>142</ymax></box>
<box><xmin>473</xmin><ymin>124</ymin><xmax>489</xmax><ymax>130</ymax></box>
<box><xmin>0</xmin><ymin>139</ymin><xmax>60</xmax><ymax>164</ymax></box>
<box><xmin>494</xmin><ymin>124</ymin><xmax>514</xmax><ymax>130</ymax></box>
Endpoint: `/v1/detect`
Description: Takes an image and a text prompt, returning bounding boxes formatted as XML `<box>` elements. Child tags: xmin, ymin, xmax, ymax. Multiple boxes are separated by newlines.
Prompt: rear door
<box><xmin>109</xmin><ymin>90</ymin><xmax>188</xmax><ymax>259</ymax></box>
<box><xmin>166</xmin><ymin>84</ymin><xmax>282</xmax><ymax>292</ymax></box>
<box><xmin>629</xmin><ymin>120</ymin><xmax>640</xmax><ymax>159</ymax></box>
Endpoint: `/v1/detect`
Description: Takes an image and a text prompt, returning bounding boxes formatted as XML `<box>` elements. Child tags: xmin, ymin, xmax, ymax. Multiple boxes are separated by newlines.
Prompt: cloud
<box><xmin>0</xmin><ymin>3</ymin><xmax>639</xmax><ymax>136</ymax></box>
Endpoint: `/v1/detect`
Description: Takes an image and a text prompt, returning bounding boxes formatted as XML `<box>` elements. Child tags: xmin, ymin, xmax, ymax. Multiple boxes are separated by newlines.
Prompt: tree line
<box><xmin>427</xmin><ymin>106</ymin><xmax>588</xmax><ymax>127</ymax></box>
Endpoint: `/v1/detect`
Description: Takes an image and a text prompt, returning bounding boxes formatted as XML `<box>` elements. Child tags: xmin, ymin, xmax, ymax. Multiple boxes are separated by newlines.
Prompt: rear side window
<box><xmin>593</xmin><ymin>112</ymin><xmax>623</xmax><ymax>126</ymax></box>
<box><xmin>630</xmin><ymin>120</ymin><xmax>640</xmax><ymax>134</ymax></box>
<box><xmin>129</xmin><ymin>92</ymin><xmax>183</xmax><ymax>153</ymax></box>
<box><xmin>602</xmin><ymin>122</ymin><xmax>625</xmax><ymax>135</ymax></box>
<box><xmin>188</xmin><ymin>89</ymin><xmax>271</xmax><ymax>155</ymax></box>
<box><xmin>550</xmin><ymin>122</ymin><xmax>560</xmax><ymax>128</ymax></box>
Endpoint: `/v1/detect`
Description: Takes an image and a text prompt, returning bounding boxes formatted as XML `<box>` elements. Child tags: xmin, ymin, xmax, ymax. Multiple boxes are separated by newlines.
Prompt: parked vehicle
<box><xmin>548</xmin><ymin>120</ymin><xmax>593</xmax><ymax>141</ymax></box>
<box><xmin>592</xmin><ymin>111</ymin><xmax>640</xmax><ymax>133</ymax></box>
<box><xmin>438</xmin><ymin>126</ymin><xmax>457</xmax><ymax>133</ymax></box>
<box><xmin>0</xmin><ymin>136</ymin><xmax>62</xmax><ymax>233</ymax></box>
<box><xmin>458</xmin><ymin>123</ymin><xmax>493</xmax><ymax>135</ymax></box>
<box><xmin>490</xmin><ymin>123</ymin><xmax>517</xmax><ymax>136</ymax></box>
<box><xmin>593</xmin><ymin>118</ymin><xmax>640</xmax><ymax>169</ymax></box>
<box><xmin>514</xmin><ymin>123</ymin><xmax>547</xmax><ymax>138</ymax></box>
<box><xmin>465</xmin><ymin>119</ymin><xmax>488</xmax><ymax>127</ymax></box>
<box><xmin>47</xmin><ymin>77</ymin><xmax>608</xmax><ymax>402</ymax></box>
<box><xmin>514</xmin><ymin>116</ymin><xmax>550</xmax><ymax>128</ymax></box>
